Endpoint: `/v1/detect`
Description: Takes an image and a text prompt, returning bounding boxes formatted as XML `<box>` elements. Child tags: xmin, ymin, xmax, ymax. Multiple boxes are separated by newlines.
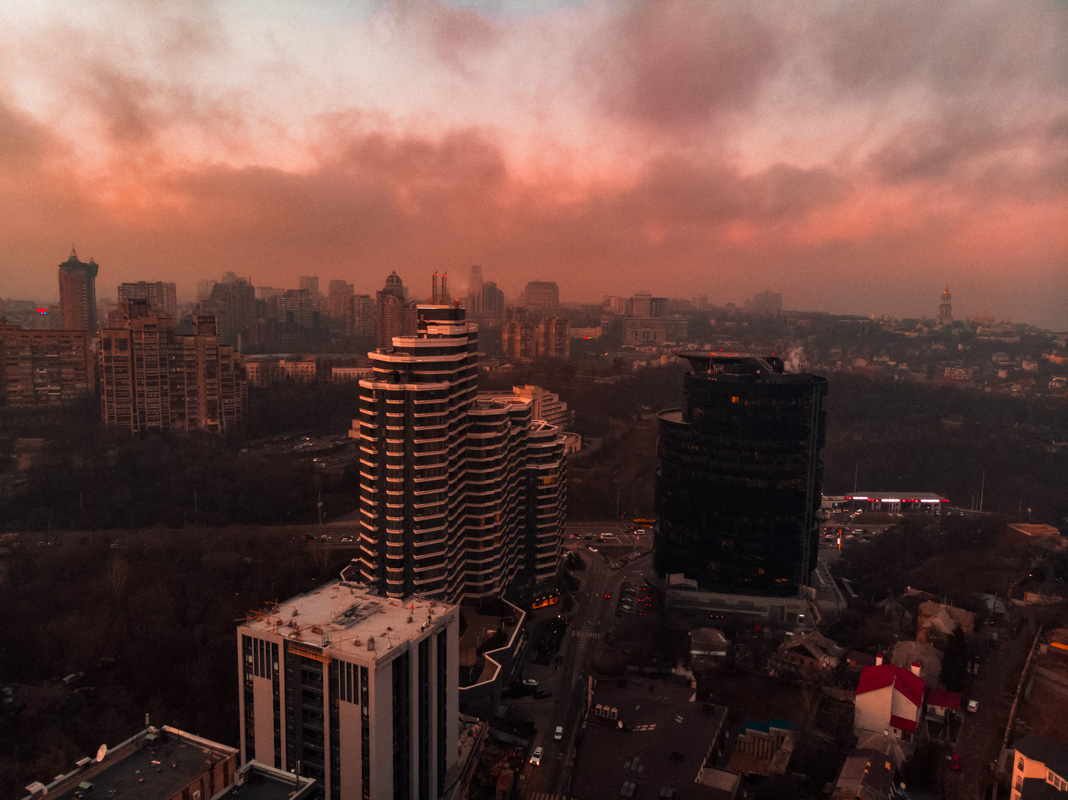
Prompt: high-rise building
<box><xmin>938</xmin><ymin>286</ymin><xmax>953</xmax><ymax>327</ymax></box>
<box><xmin>299</xmin><ymin>275</ymin><xmax>320</xmax><ymax>296</ymax></box>
<box><xmin>655</xmin><ymin>353</ymin><xmax>827</xmax><ymax>597</ymax></box>
<box><xmin>466</xmin><ymin>265</ymin><xmax>483</xmax><ymax>317</ymax></box>
<box><xmin>328</xmin><ymin>280</ymin><xmax>355</xmax><ymax>333</ymax></box>
<box><xmin>0</xmin><ymin>322</ymin><xmax>96</xmax><ymax>406</ymax></box>
<box><xmin>99</xmin><ymin>301</ymin><xmax>247</xmax><ymax>433</ymax></box>
<box><xmin>237</xmin><ymin>578</ymin><xmax>459</xmax><ymax>799</ymax></box>
<box><xmin>57</xmin><ymin>248</ymin><xmax>99</xmax><ymax>332</ymax></box>
<box><xmin>375</xmin><ymin>272</ymin><xmax>417</xmax><ymax>348</ymax></box>
<box><xmin>534</xmin><ymin>314</ymin><xmax>570</xmax><ymax>360</ymax></box>
<box><xmin>351</xmin><ymin>302</ymin><xmax>567</xmax><ymax>602</ymax></box>
<box><xmin>480</xmin><ymin>281</ymin><xmax>504</xmax><ymax>326</ymax></box>
<box><xmin>117</xmin><ymin>281</ymin><xmax>178</xmax><ymax>318</ymax></box>
<box><xmin>199</xmin><ymin>278</ymin><xmax>257</xmax><ymax>350</ymax></box>
<box><xmin>353</xmin><ymin>294</ymin><xmax>375</xmax><ymax>338</ymax></box>
<box><xmin>502</xmin><ymin>308</ymin><xmax>535</xmax><ymax>363</ymax></box>
<box><xmin>522</xmin><ymin>280</ymin><xmax>559</xmax><ymax>312</ymax></box>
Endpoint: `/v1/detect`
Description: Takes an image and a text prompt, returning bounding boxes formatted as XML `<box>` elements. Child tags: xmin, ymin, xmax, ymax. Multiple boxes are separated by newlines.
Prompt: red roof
<box><xmin>926</xmin><ymin>688</ymin><xmax>961</xmax><ymax>709</ymax></box>
<box><xmin>855</xmin><ymin>664</ymin><xmax>925</xmax><ymax>707</ymax></box>
<box><xmin>889</xmin><ymin>714</ymin><xmax>918</xmax><ymax>732</ymax></box>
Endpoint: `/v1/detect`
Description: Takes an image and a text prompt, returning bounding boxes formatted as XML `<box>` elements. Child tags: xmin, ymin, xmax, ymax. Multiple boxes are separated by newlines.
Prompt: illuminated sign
<box><xmin>35</xmin><ymin>308</ymin><xmax>47</xmax><ymax>314</ymax></box>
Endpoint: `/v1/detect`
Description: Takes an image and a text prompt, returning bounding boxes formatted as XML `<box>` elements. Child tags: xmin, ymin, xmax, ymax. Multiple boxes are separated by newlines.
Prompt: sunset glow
<box><xmin>0</xmin><ymin>0</ymin><xmax>1065</xmax><ymax>327</ymax></box>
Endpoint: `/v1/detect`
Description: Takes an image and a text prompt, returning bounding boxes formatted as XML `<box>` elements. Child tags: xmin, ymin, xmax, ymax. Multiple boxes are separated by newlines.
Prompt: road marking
<box><xmin>521</xmin><ymin>792</ymin><xmax>562</xmax><ymax>800</ymax></box>
<box><xmin>574</xmin><ymin>630</ymin><xmax>604</xmax><ymax>639</ymax></box>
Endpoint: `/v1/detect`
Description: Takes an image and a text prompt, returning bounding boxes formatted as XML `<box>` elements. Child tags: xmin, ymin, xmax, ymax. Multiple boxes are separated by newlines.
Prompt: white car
<box><xmin>523</xmin><ymin>678</ymin><xmax>539</xmax><ymax>687</ymax></box>
<box><xmin>967</xmin><ymin>699</ymin><xmax>979</xmax><ymax>713</ymax></box>
<box><xmin>529</xmin><ymin>746</ymin><xmax>543</xmax><ymax>765</ymax></box>
<box><xmin>554</xmin><ymin>726</ymin><xmax>564</xmax><ymax>741</ymax></box>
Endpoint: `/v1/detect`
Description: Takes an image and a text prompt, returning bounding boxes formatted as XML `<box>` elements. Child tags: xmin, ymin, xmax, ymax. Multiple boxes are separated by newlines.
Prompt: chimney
<box><xmin>432</xmin><ymin>272</ymin><xmax>439</xmax><ymax>303</ymax></box>
<box><xmin>875</xmin><ymin>653</ymin><xmax>884</xmax><ymax>666</ymax></box>
<box><xmin>441</xmin><ymin>272</ymin><xmax>448</xmax><ymax>302</ymax></box>
<box><xmin>910</xmin><ymin>662</ymin><xmax>922</xmax><ymax>677</ymax></box>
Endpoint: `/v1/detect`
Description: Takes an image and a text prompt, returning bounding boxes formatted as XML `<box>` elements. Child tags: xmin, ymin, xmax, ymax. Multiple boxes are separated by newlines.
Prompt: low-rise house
<box><xmin>830</xmin><ymin>748</ymin><xmax>899</xmax><ymax>800</ymax></box>
<box><xmin>771</xmin><ymin>631</ymin><xmax>845</xmax><ymax>680</ymax></box>
<box><xmin>854</xmin><ymin>658</ymin><xmax>924</xmax><ymax>739</ymax></box>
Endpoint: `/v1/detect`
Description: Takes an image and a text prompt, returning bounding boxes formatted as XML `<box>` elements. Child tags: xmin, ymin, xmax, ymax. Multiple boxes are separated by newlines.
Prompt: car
<box><xmin>948</xmin><ymin>753</ymin><xmax>960</xmax><ymax>771</ymax></box>
<box><xmin>588</xmin><ymin>547</ymin><xmax>598</xmax><ymax>553</ymax></box>
<box><xmin>554</xmin><ymin>726</ymin><xmax>564</xmax><ymax>741</ymax></box>
<box><xmin>604</xmin><ymin>592</ymin><xmax>611</xmax><ymax>599</ymax></box>
<box><xmin>523</xmin><ymin>678</ymin><xmax>539</xmax><ymax>687</ymax></box>
<box><xmin>529</xmin><ymin>746</ymin><xmax>543</xmax><ymax>765</ymax></box>
<box><xmin>967</xmin><ymin>699</ymin><xmax>979</xmax><ymax>713</ymax></box>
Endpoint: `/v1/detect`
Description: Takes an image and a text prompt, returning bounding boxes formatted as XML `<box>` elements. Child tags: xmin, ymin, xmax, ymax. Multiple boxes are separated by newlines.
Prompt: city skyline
<box><xmin>0</xmin><ymin>1</ymin><xmax>1065</xmax><ymax>329</ymax></box>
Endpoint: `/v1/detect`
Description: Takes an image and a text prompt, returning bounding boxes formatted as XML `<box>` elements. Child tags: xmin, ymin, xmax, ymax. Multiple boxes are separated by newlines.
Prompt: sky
<box><xmin>0</xmin><ymin>0</ymin><xmax>1065</xmax><ymax>328</ymax></box>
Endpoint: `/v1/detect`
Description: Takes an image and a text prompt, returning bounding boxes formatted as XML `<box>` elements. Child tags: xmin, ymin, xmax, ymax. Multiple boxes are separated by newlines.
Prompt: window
<box><xmin>620</xmin><ymin>781</ymin><xmax>638</xmax><ymax>798</ymax></box>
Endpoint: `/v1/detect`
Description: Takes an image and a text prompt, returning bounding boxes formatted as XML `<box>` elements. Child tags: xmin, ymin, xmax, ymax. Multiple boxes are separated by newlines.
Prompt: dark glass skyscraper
<box><xmin>655</xmin><ymin>353</ymin><xmax>827</xmax><ymax>597</ymax></box>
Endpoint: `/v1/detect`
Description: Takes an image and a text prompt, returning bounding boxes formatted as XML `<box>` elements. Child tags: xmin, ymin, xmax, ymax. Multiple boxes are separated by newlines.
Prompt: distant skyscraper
<box><xmin>353</xmin><ymin>293</ymin><xmax>375</xmax><ymax>338</ymax></box>
<box><xmin>57</xmin><ymin>248</ymin><xmax>99</xmax><ymax>332</ymax></box>
<box><xmin>328</xmin><ymin>279</ymin><xmax>355</xmax><ymax>333</ymax></box>
<box><xmin>938</xmin><ymin>286</ymin><xmax>953</xmax><ymax>327</ymax></box>
<box><xmin>748</xmin><ymin>290</ymin><xmax>783</xmax><ymax>316</ymax></box>
<box><xmin>467</xmin><ymin>265</ymin><xmax>483</xmax><ymax>316</ymax></box>
<box><xmin>117</xmin><ymin>280</ymin><xmax>178</xmax><ymax>318</ymax></box>
<box><xmin>655</xmin><ymin>353</ymin><xmax>827</xmax><ymax>597</ymax></box>
<box><xmin>299</xmin><ymin>275</ymin><xmax>320</xmax><ymax>295</ymax></box>
<box><xmin>480</xmin><ymin>281</ymin><xmax>504</xmax><ymax>325</ymax></box>
<box><xmin>522</xmin><ymin>280</ymin><xmax>559</xmax><ymax>312</ymax></box>
<box><xmin>199</xmin><ymin>278</ymin><xmax>257</xmax><ymax>350</ymax></box>
<box><xmin>351</xmin><ymin>300</ymin><xmax>567</xmax><ymax>601</ymax></box>
<box><xmin>375</xmin><ymin>271</ymin><xmax>417</xmax><ymax>348</ymax></box>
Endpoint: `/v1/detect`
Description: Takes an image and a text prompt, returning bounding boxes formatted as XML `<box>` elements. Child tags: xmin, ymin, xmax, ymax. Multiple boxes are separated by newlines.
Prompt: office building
<box><xmin>99</xmin><ymin>302</ymin><xmax>247</xmax><ymax>433</ymax></box>
<box><xmin>353</xmin><ymin>294</ymin><xmax>375</xmax><ymax>338</ymax></box>
<box><xmin>522</xmin><ymin>280</ymin><xmax>559</xmax><ymax>312</ymax></box>
<box><xmin>0</xmin><ymin>322</ymin><xmax>96</xmax><ymax>406</ymax></box>
<box><xmin>237</xmin><ymin>578</ymin><xmax>459</xmax><ymax>800</ymax></box>
<box><xmin>351</xmin><ymin>302</ymin><xmax>567</xmax><ymax>602</ymax></box>
<box><xmin>117</xmin><ymin>281</ymin><xmax>178</xmax><ymax>318</ymax></box>
<box><xmin>375</xmin><ymin>272</ymin><xmax>418</xmax><ymax>348</ymax></box>
<box><xmin>57</xmin><ymin>248</ymin><xmax>99</xmax><ymax>332</ymax></box>
<box><xmin>655</xmin><ymin>353</ymin><xmax>827</xmax><ymax>598</ymax></box>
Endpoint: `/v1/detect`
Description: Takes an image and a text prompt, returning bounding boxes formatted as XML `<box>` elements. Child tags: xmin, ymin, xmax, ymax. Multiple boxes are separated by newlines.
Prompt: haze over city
<box><xmin>1</xmin><ymin>0</ymin><xmax>1066</xmax><ymax>328</ymax></box>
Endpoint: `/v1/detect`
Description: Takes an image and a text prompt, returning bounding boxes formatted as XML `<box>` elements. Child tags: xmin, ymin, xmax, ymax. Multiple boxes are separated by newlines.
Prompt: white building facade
<box><xmin>237</xmin><ymin>580</ymin><xmax>459</xmax><ymax>800</ymax></box>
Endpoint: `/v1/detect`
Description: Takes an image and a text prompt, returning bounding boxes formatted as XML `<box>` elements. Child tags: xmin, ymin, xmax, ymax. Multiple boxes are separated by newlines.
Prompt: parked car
<box><xmin>967</xmin><ymin>699</ymin><xmax>979</xmax><ymax>713</ymax></box>
<box><xmin>554</xmin><ymin>726</ymin><xmax>564</xmax><ymax>741</ymax></box>
<box><xmin>523</xmin><ymin>678</ymin><xmax>539</xmax><ymax>687</ymax></box>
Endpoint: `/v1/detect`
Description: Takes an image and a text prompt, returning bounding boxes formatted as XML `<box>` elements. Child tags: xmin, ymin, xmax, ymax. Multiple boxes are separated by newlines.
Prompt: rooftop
<box><xmin>20</xmin><ymin>726</ymin><xmax>236</xmax><ymax>800</ymax></box>
<box><xmin>214</xmin><ymin>761</ymin><xmax>317</xmax><ymax>800</ymax></box>
<box><xmin>571</xmin><ymin>678</ymin><xmax>731</xmax><ymax>800</ymax></box>
<box><xmin>856</xmin><ymin>664</ymin><xmax>925</xmax><ymax>707</ymax></box>
<box><xmin>1016</xmin><ymin>735</ymin><xmax>1068</xmax><ymax>779</ymax></box>
<box><xmin>239</xmin><ymin>578</ymin><xmax>456</xmax><ymax>664</ymax></box>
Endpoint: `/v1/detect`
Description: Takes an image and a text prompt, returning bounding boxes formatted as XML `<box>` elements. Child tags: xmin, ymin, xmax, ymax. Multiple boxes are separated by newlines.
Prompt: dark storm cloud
<box><xmin>586</xmin><ymin>1</ymin><xmax>781</xmax><ymax>128</ymax></box>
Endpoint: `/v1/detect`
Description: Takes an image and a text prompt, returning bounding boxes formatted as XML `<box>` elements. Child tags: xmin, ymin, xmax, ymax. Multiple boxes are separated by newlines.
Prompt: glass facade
<box><xmin>654</xmin><ymin>353</ymin><xmax>827</xmax><ymax>597</ymax></box>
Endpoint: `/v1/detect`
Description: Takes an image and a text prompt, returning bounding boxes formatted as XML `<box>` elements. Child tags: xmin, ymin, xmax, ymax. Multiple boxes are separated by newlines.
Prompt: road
<box><xmin>510</xmin><ymin>519</ymin><xmax>653</xmax><ymax>799</ymax></box>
